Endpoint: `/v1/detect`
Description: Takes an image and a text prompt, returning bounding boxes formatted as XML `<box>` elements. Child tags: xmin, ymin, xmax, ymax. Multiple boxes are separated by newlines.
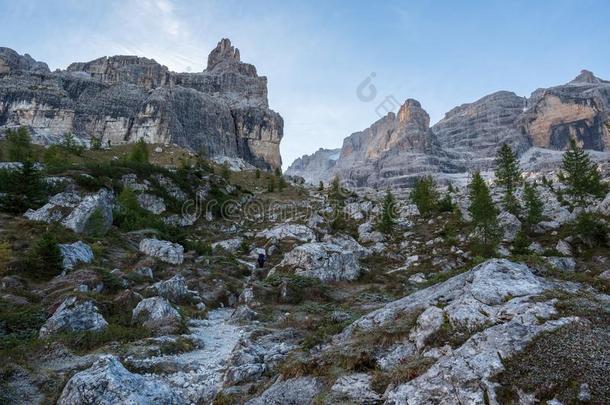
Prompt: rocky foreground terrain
<box><xmin>287</xmin><ymin>71</ymin><xmax>610</xmax><ymax>187</ymax></box>
<box><xmin>0</xmin><ymin>39</ymin><xmax>283</xmax><ymax>170</ymax></box>
<box><xmin>0</xmin><ymin>137</ymin><xmax>609</xmax><ymax>404</ymax></box>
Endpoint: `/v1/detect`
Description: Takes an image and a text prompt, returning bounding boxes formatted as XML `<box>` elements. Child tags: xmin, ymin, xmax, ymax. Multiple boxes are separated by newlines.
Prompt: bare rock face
<box><xmin>0</xmin><ymin>39</ymin><xmax>282</xmax><ymax>169</ymax></box>
<box><xmin>432</xmin><ymin>91</ymin><xmax>531</xmax><ymax>170</ymax></box>
<box><xmin>285</xmin><ymin>148</ymin><xmax>341</xmax><ymax>184</ymax></box>
<box><xmin>332</xmin><ymin>99</ymin><xmax>442</xmax><ymax>188</ymax></box>
<box><xmin>0</xmin><ymin>47</ymin><xmax>49</xmax><ymax>75</ymax></box>
<box><xmin>329</xmin><ymin>259</ymin><xmax>591</xmax><ymax>404</ymax></box>
<box><xmin>522</xmin><ymin>70</ymin><xmax>610</xmax><ymax>151</ymax></box>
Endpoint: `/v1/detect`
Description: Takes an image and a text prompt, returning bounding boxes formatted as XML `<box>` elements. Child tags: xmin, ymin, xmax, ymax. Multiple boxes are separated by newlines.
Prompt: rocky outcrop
<box><xmin>139</xmin><ymin>238</ymin><xmax>184</xmax><ymax>264</ymax></box>
<box><xmin>330</xmin><ymin>259</ymin><xmax>589</xmax><ymax>404</ymax></box>
<box><xmin>289</xmin><ymin>71</ymin><xmax>610</xmax><ymax>187</ymax></box>
<box><xmin>39</xmin><ymin>296</ymin><xmax>107</xmax><ymax>337</ymax></box>
<box><xmin>136</xmin><ymin>193</ymin><xmax>166</xmax><ymax>214</ymax></box>
<box><xmin>0</xmin><ymin>39</ymin><xmax>283</xmax><ymax>169</ymax></box>
<box><xmin>270</xmin><ymin>242</ymin><xmax>361</xmax><ymax>282</ymax></box>
<box><xmin>132</xmin><ymin>297</ymin><xmax>182</xmax><ymax>333</ymax></box>
<box><xmin>24</xmin><ymin>189</ymin><xmax>113</xmax><ymax>235</ymax></box>
<box><xmin>58</xmin><ymin>355</ymin><xmax>180</xmax><ymax>405</ymax></box>
<box><xmin>58</xmin><ymin>241</ymin><xmax>94</xmax><ymax>271</ymax></box>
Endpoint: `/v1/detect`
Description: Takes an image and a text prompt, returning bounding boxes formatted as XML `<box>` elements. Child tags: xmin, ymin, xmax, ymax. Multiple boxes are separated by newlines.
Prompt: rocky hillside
<box><xmin>0</xmin><ymin>39</ymin><xmax>283</xmax><ymax>169</ymax></box>
<box><xmin>0</xmin><ymin>135</ymin><xmax>609</xmax><ymax>403</ymax></box>
<box><xmin>287</xmin><ymin>71</ymin><xmax>610</xmax><ymax>187</ymax></box>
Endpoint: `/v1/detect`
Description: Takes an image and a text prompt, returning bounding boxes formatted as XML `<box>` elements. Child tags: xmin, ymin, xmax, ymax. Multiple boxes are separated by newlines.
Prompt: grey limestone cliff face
<box><xmin>522</xmin><ymin>70</ymin><xmax>610</xmax><ymax>152</ymax></box>
<box><xmin>328</xmin><ymin>99</ymin><xmax>446</xmax><ymax>188</ymax></box>
<box><xmin>290</xmin><ymin>71</ymin><xmax>610</xmax><ymax>187</ymax></box>
<box><xmin>0</xmin><ymin>39</ymin><xmax>283</xmax><ymax>169</ymax></box>
<box><xmin>285</xmin><ymin>148</ymin><xmax>341</xmax><ymax>184</ymax></box>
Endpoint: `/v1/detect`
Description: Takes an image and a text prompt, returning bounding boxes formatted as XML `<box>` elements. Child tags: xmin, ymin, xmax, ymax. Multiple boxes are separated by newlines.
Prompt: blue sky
<box><xmin>1</xmin><ymin>0</ymin><xmax>609</xmax><ymax>167</ymax></box>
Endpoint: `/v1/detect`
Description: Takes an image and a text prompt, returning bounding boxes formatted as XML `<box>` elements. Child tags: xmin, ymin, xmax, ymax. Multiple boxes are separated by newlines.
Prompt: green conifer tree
<box><xmin>495</xmin><ymin>143</ymin><xmax>522</xmax><ymax>214</ymax></box>
<box><xmin>4</xmin><ymin>127</ymin><xmax>34</xmax><ymax>162</ymax></box>
<box><xmin>378</xmin><ymin>189</ymin><xmax>397</xmax><ymax>234</ymax></box>
<box><xmin>560</xmin><ymin>139</ymin><xmax>607</xmax><ymax>204</ymax></box>
<box><xmin>27</xmin><ymin>231</ymin><xmax>63</xmax><ymax>279</ymax></box>
<box><xmin>0</xmin><ymin>160</ymin><xmax>46</xmax><ymax>214</ymax></box>
<box><xmin>410</xmin><ymin>176</ymin><xmax>439</xmax><ymax>218</ymax></box>
<box><xmin>523</xmin><ymin>182</ymin><xmax>544</xmax><ymax>229</ymax></box>
<box><xmin>128</xmin><ymin>139</ymin><xmax>149</xmax><ymax>164</ymax></box>
<box><xmin>468</xmin><ymin>171</ymin><xmax>500</xmax><ymax>256</ymax></box>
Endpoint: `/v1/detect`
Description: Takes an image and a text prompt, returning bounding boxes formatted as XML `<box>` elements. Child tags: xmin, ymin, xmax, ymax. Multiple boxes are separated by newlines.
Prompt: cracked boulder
<box><xmin>270</xmin><ymin>242</ymin><xmax>361</xmax><ymax>282</ymax></box>
<box><xmin>58</xmin><ymin>355</ymin><xmax>180</xmax><ymax>405</ymax></box>
<box><xmin>39</xmin><ymin>296</ymin><xmax>108</xmax><ymax>337</ymax></box>
<box><xmin>132</xmin><ymin>296</ymin><xmax>182</xmax><ymax>334</ymax></box>
<box><xmin>139</xmin><ymin>238</ymin><xmax>184</xmax><ymax>264</ymax></box>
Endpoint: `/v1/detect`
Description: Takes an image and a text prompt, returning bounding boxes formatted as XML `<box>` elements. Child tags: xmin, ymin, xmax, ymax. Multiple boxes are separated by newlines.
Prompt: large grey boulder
<box><xmin>59</xmin><ymin>241</ymin><xmax>94</xmax><ymax>271</ymax></box>
<box><xmin>24</xmin><ymin>192</ymin><xmax>82</xmax><ymax>223</ymax></box>
<box><xmin>322</xmin><ymin>234</ymin><xmax>372</xmax><ymax>258</ymax></box>
<box><xmin>256</xmin><ymin>223</ymin><xmax>316</xmax><ymax>242</ymax></box>
<box><xmin>152</xmin><ymin>174</ymin><xmax>189</xmax><ymax>202</ymax></box>
<box><xmin>139</xmin><ymin>238</ymin><xmax>184</xmax><ymax>264</ymax></box>
<box><xmin>245</xmin><ymin>376</ymin><xmax>323</xmax><ymax>405</ymax></box>
<box><xmin>57</xmin><ymin>355</ymin><xmax>180</xmax><ymax>405</ymax></box>
<box><xmin>497</xmin><ymin>211</ymin><xmax>521</xmax><ymax>242</ymax></box>
<box><xmin>132</xmin><ymin>297</ymin><xmax>181</xmax><ymax>333</ymax></box>
<box><xmin>61</xmin><ymin>189</ymin><xmax>114</xmax><ymax>235</ymax></box>
<box><xmin>146</xmin><ymin>274</ymin><xmax>199</xmax><ymax>303</ymax></box>
<box><xmin>271</xmin><ymin>242</ymin><xmax>361</xmax><ymax>282</ymax></box>
<box><xmin>211</xmin><ymin>237</ymin><xmax>244</xmax><ymax>252</ymax></box>
<box><xmin>39</xmin><ymin>296</ymin><xmax>108</xmax><ymax>337</ymax></box>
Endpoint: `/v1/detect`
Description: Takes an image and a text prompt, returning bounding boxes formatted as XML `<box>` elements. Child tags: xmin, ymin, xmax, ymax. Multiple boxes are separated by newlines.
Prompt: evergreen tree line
<box><xmin>375</xmin><ymin>139</ymin><xmax>607</xmax><ymax>256</ymax></box>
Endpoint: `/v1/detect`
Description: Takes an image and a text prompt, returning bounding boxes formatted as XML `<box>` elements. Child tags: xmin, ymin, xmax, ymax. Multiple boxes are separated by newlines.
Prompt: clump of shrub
<box><xmin>24</xmin><ymin>231</ymin><xmax>64</xmax><ymax>280</ymax></box>
<box><xmin>571</xmin><ymin>212</ymin><xmax>608</xmax><ymax>249</ymax></box>
<box><xmin>0</xmin><ymin>161</ymin><xmax>48</xmax><ymax>214</ymax></box>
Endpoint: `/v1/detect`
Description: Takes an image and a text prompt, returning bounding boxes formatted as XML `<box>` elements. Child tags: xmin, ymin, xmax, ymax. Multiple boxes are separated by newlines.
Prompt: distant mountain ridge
<box><xmin>286</xmin><ymin>70</ymin><xmax>610</xmax><ymax>187</ymax></box>
<box><xmin>0</xmin><ymin>39</ymin><xmax>283</xmax><ymax>169</ymax></box>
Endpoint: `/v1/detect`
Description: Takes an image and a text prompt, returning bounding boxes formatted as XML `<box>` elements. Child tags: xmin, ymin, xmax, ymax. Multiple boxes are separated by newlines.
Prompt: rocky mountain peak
<box><xmin>0</xmin><ymin>47</ymin><xmax>49</xmax><ymax>75</ymax></box>
<box><xmin>207</xmin><ymin>38</ymin><xmax>241</xmax><ymax>70</ymax></box>
<box><xmin>397</xmin><ymin>98</ymin><xmax>430</xmax><ymax>130</ymax></box>
<box><xmin>569</xmin><ymin>69</ymin><xmax>605</xmax><ymax>84</ymax></box>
